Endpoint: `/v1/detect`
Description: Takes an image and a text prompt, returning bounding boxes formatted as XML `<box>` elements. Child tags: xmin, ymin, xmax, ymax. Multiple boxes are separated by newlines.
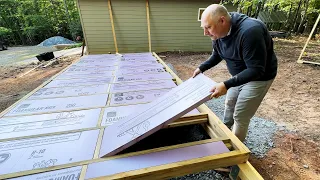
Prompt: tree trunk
<box><xmin>286</xmin><ymin>3</ymin><xmax>293</xmax><ymax>30</ymax></box>
<box><xmin>247</xmin><ymin>4</ymin><xmax>252</xmax><ymax>17</ymax></box>
<box><xmin>254</xmin><ymin>1</ymin><xmax>262</xmax><ymax>18</ymax></box>
<box><xmin>273</xmin><ymin>4</ymin><xmax>279</xmax><ymax>11</ymax></box>
<box><xmin>292</xmin><ymin>0</ymin><xmax>303</xmax><ymax>33</ymax></box>
<box><xmin>237</xmin><ymin>0</ymin><xmax>242</xmax><ymax>13</ymax></box>
<box><xmin>297</xmin><ymin>0</ymin><xmax>310</xmax><ymax>34</ymax></box>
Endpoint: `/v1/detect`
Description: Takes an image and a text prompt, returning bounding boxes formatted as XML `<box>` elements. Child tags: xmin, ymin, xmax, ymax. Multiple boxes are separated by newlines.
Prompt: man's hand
<box><xmin>210</xmin><ymin>82</ymin><xmax>227</xmax><ymax>99</ymax></box>
<box><xmin>192</xmin><ymin>68</ymin><xmax>202</xmax><ymax>78</ymax></box>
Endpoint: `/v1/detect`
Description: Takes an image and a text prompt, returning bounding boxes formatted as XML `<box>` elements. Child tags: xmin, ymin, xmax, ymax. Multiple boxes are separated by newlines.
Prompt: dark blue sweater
<box><xmin>199</xmin><ymin>13</ymin><xmax>278</xmax><ymax>89</ymax></box>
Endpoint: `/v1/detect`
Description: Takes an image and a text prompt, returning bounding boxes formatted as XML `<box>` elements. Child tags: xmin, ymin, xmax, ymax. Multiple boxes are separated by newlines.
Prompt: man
<box><xmin>193</xmin><ymin>4</ymin><xmax>277</xmax><ymax>141</ymax></box>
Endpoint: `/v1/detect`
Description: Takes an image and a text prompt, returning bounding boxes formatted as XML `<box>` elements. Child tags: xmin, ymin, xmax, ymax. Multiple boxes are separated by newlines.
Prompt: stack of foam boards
<box><xmin>0</xmin><ymin>52</ymin><xmax>229</xmax><ymax>179</ymax></box>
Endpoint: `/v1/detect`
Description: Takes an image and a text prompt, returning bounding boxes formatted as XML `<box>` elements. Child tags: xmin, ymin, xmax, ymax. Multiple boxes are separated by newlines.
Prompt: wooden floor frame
<box><xmin>0</xmin><ymin>53</ymin><xmax>263</xmax><ymax>180</ymax></box>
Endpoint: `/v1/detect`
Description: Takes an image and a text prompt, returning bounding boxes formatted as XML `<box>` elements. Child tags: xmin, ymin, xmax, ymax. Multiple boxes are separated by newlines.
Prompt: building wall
<box><xmin>77</xmin><ymin>0</ymin><xmax>115</xmax><ymax>54</ymax></box>
<box><xmin>112</xmin><ymin>0</ymin><xmax>149</xmax><ymax>53</ymax></box>
<box><xmin>77</xmin><ymin>0</ymin><xmax>236</xmax><ymax>54</ymax></box>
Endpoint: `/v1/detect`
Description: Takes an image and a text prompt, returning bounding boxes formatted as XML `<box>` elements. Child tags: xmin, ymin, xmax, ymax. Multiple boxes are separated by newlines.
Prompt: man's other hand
<box><xmin>210</xmin><ymin>82</ymin><xmax>227</xmax><ymax>98</ymax></box>
<box><xmin>192</xmin><ymin>68</ymin><xmax>202</xmax><ymax>78</ymax></box>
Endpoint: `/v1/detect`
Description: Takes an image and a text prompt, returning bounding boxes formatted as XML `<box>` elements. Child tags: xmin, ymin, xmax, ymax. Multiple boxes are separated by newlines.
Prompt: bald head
<box><xmin>201</xmin><ymin>4</ymin><xmax>230</xmax><ymax>23</ymax></box>
<box><xmin>200</xmin><ymin>4</ymin><xmax>231</xmax><ymax>40</ymax></box>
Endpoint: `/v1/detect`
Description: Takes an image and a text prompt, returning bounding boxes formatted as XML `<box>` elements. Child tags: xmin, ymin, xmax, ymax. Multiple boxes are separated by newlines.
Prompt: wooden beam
<box><xmin>79</xmin><ymin>165</ymin><xmax>88</xmax><ymax>180</ymax></box>
<box><xmin>108</xmin><ymin>0</ymin><xmax>118</xmax><ymax>53</ymax></box>
<box><xmin>297</xmin><ymin>14</ymin><xmax>320</xmax><ymax>63</ymax></box>
<box><xmin>238</xmin><ymin>162</ymin><xmax>264</xmax><ymax>180</ymax></box>
<box><xmin>76</xmin><ymin>0</ymin><xmax>89</xmax><ymax>54</ymax></box>
<box><xmin>299</xmin><ymin>59</ymin><xmax>320</xmax><ymax>66</ymax></box>
<box><xmin>166</xmin><ymin>113</ymin><xmax>208</xmax><ymax>128</ymax></box>
<box><xmin>153</xmin><ymin>53</ymin><xmax>183</xmax><ymax>85</ymax></box>
<box><xmin>0</xmin><ymin>127</ymin><xmax>100</xmax><ymax>143</ymax></box>
<box><xmin>198</xmin><ymin>104</ymin><xmax>250</xmax><ymax>153</ymax></box>
<box><xmin>202</xmin><ymin>123</ymin><xmax>221</xmax><ymax>138</ymax></box>
<box><xmin>146</xmin><ymin>0</ymin><xmax>152</xmax><ymax>52</ymax></box>
<box><xmin>92</xmin><ymin>150</ymin><xmax>248</xmax><ymax>180</ymax></box>
<box><xmin>0</xmin><ymin>138</ymin><xmax>233</xmax><ymax>179</ymax></box>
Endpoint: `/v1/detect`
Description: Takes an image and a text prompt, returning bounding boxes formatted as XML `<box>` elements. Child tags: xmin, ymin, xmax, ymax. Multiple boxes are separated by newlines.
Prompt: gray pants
<box><xmin>223</xmin><ymin>79</ymin><xmax>274</xmax><ymax>142</ymax></box>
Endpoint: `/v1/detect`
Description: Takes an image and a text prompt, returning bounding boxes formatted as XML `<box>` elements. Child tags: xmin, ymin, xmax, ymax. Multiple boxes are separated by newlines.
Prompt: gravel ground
<box><xmin>206</xmin><ymin>97</ymin><xmax>278</xmax><ymax>158</ymax></box>
<box><xmin>171</xmin><ymin>170</ymin><xmax>230</xmax><ymax>180</ymax></box>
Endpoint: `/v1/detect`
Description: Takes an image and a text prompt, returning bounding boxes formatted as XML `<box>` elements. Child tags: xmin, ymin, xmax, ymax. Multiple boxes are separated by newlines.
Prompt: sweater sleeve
<box><xmin>199</xmin><ymin>45</ymin><xmax>223</xmax><ymax>73</ymax></box>
<box><xmin>224</xmin><ymin>26</ymin><xmax>267</xmax><ymax>89</ymax></box>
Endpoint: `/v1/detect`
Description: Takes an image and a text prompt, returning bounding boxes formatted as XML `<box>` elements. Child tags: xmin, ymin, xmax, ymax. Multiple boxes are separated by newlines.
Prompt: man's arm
<box><xmin>198</xmin><ymin>46</ymin><xmax>223</xmax><ymax>73</ymax></box>
<box><xmin>223</xmin><ymin>26</ymin><xmax>267</xmax><ymax>89</ymax></box>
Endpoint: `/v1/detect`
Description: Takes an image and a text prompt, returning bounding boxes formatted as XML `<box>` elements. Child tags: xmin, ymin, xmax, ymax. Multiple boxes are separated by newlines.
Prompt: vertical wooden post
<box><xmin>297</xmin><ymin>14</ymin><xmax>320</xmax><ymax>63</ymax></box>
<box><xmin>146</xmin><ymin>0</ymin><xmax>152</xmax><ymax>52</ymax></box>
<box><xmin>108</xmin><ymin>0</ymin><xmax>118</xmax><ymax>53</ymax></box>
<box><xmin>81</xmin><ymin>39</ymin><xmax>85</xmax><ymax>56</ymax></box>
<box><xmin>76</xmin><ymin>0</ymin><xmax>89</xmax><ymax>54</ymax></box>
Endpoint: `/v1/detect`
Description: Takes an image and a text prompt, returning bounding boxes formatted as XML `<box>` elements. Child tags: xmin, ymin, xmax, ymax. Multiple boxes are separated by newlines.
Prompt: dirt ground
<box><xmin>0</xmin><ymin>55</ymin><xmax>79</xmax><ymax>114</ymax></box>
<box><xmin>0</xmin><ymin>36</ymin><xmax>319</xmax><ymax>179</ymax></box>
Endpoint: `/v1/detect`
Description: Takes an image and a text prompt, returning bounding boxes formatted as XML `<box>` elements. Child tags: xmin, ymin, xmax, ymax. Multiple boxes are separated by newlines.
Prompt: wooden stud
<box><xmin>299</xmin><ymin>59</ymin><xmax>320</xmax><ymax>66</ymax></box>
<box><xmin>0</xmin><ymin>127</ymin><xmax>100</xmax><ymax>143</ymax></box>
<box><xmin>146</xmin><ymin>0</ymin><xmax>152</xmax><ymax>52</ymax></box>
<box><xmin>238</xmin><ymin>161</ymin><xmax>264</xmax><ymax>180</ymax></box>
<box><xmin>15</xmin><ymin>92</ymin><xmax>110</xmax><ymax>101</ymax></box>
<box><xmin>153</xmin><ymin>53</ymin><xmax>183</xmax><ymax>85</ymax></box>
<box><xmin>198</xmin><ymin>101</ymin><xmax>250</xmax><ymax>153</ymax></box>
<box><xmin>81</xmin><ymin>39</ymin><xmax>86</xmax><ymax>56</ymax></box>
<box><xmin>91</xmin><ymin>150</ymin><xmax>248</xmax><ymax>180</ymax></box>
<box><xmin>108</xmin><ymin>0</ymin><xmax>118</xmax><ymax>53</ymax></box>
<box><xmin>18</xmin><ymin>61</ymin><xmax>46</xmax><ymax>78</ymax></box>
<box><xmin>297</xmin><ymin>14</ymin><xmax>320</xmax><ymax>63</ymax></box>
<box><xmin>165</xmin><ymin>113</ymin><xmax>208</xmax><ymax>128</ymax></box>
<box><xmin>97</xmin><ymin>108</ymin><xmax>105</xmax><ymax>127</ymax></box>
<box><xmin>93</xmin><ymin>129</ymin><xmax>105</xmax><ymax>159</ymax></box>
<box><xmin>79</xmin><ymin>165</ymin><xmax>88</xmax><ymax>180</ymax></box>
<box><xmin>3</xmin><ymin>105</ymin><xmax>107</xmax><ymax>118</ymax></box>
<box><xmin>0</xmin><ymin>138</ymin><xmax>234</xmax><ymax>179</ymax></box>
<box><xmin>76</xmin><ymin>0</ymin><xmax>89</xmax><ymax>54</ymax></box>
<box><xmin>202</xmin><ymin>123</ymin><xmax>221</xmax><ymax>138</ymax></box>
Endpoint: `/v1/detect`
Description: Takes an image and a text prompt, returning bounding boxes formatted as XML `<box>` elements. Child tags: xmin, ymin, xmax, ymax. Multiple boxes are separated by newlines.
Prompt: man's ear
<box><xmin>220</xmin><ymin>16</ymin><xmax>225</xmax><ymax>24</ymax></box>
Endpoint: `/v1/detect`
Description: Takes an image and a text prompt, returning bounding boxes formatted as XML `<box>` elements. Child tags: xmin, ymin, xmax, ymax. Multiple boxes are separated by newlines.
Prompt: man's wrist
<box><xmin>223</xmin><ymin>80</ymin><xmax>232</xmax><ymax>90</ymax></box>
<box><xmin>198</xmin><ymin>66</ymin><xmax>205</xmax><ymax>73</ymax></box>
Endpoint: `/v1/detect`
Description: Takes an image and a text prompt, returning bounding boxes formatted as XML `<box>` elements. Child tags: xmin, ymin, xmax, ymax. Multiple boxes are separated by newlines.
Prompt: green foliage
<box><xmin>0</xmin><ymin>26</ymin><xmax>13</xmax><ymax>44</ymax></box>
<box><xmin>0</xmin><ymin>27</ymin><xmax>12</xmax><ymax>36</ymax></box>
<box><xmin>222</xmin><ymin>0</ymin><xmax>319</xmax><ymax>33</ymax></box>
<box><xmin>63</xmin><ymin>42</ymin><xmax>83</xmax><ymax>50</ymax></box>
<box><xmin>0</xmin><ymin>0</ymin><xmax>83</xmax><ymax>45</ymax></box>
